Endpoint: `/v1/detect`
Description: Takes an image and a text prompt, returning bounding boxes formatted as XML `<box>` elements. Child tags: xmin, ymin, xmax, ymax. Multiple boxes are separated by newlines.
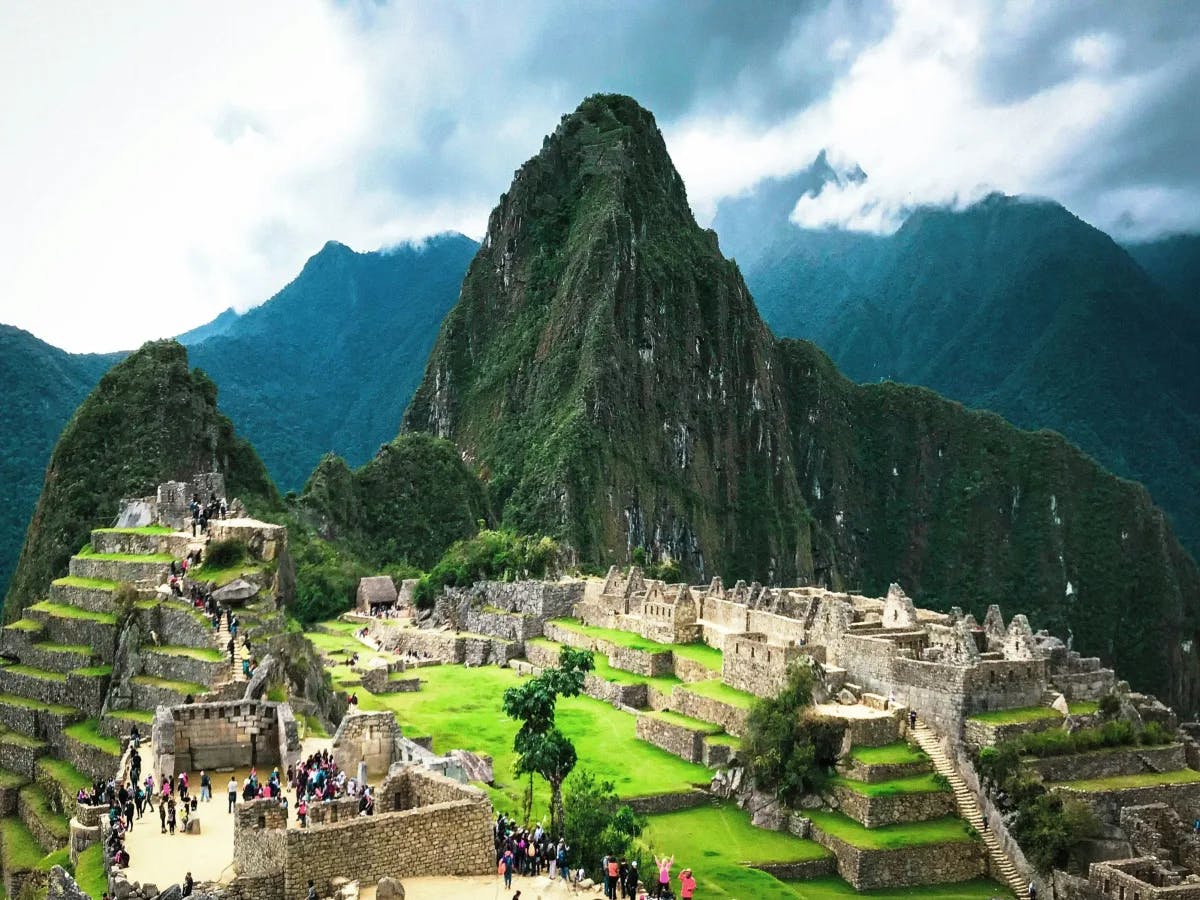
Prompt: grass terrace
<box><xmin>300</xmin><ymin>714</ymin><xmax>329</xmax><ymax>739</ymax></box>
<box><xmin>1068</xmin><ymin>700</ymin><xmax>1100</xmax><ymax>716</ymax></box>
<box><xmin>643</xmin><ymin>803</ymin><xmax>831</xmax><ymax>900</ymax></box>
<box><xmin>36</xmin><ymin>758</ymin><xmax>91</xmax><ymax>797</ymax></box>
<box><xmin>785</xmin><ymin>877</ymin><xmax>1013</xmax><ymax>899</ymax></box>
<box><xmin>74</xmin><ymin>547</ymin><xmax>175</xmax><ymax>563</ymax></box>
<box><xmin>130</xmin><ymin>674</ymin><xmax>208</xmax><ymax>695</ymax></box>
<box><xmin>849</xmin><ymin>742</ymin><xmax>928</xmax><ymax>766</ymax></box>
<box><xmin>647</xmin><ymin>709</ymin><xmax>726</xmax><ymax>734</ymax></box>
<box><xmin>0</xmin><ymin>816</ymin><xmax>48</xmax><ymax>872</ymax></box>
<box><xmin>527</xmin><ymin>638</ymin><xmax>683</xmax><ymax>691</ymax></box>
<box><xmin>705</xmin><ymin>732</ymin><xmax>743</xmax><ymax>749</ymax></box>
<box><xmin>64</xmin><ymin>719</ymin><xmax>121</xmax><ymax>755</ymax></box>
<box><xmin>145</xmin><ymin>645</ymin><xmax>224</xmax><ymax>662</ymax></box>
<box><xmin>193</xmin><ymin>563</ymin><xmax>266</xmax><ymax>587</ymax></box>
<box><xmin>1053</xmin><ymin>769</ymin><xmax>1200</xmax><ymax>792</ymax></box>
<box><xmin>0</xmin><ymin>729</ymin><xmax>48</xmax><ymax>751</ymax></box>
<box><xmin>35</xmin><ymin>847</ymin><xmax>71</xmax><ymax>873</ymax></box>
<box><xmin>806</xmin><ymin>811</ymin><xmax>976</xmax><ymax>850</ymax></box>
<box><xmin>93</xmin><ymin>525</ymin><xmax>173</xmax><ymax>535</ymax></box>
<box><xmin>51</xmin><ymin>576</ymin><xmax>118</xmax><ymax>591</ymax></box>
<box><xmin>548</xmin><ymin>618</ymin><xmax>723</xmax><ymax>670</ymax></box>
<box><xmin>1</xmin><ymin>664</ymin><xmax>66</xmax><ymax>683</ymax></box>
<box><xmin>27</xmin><ymin>601</ymin><xmax>117</xmax><ymax>625</ymax></box>
<box><xmin>967</xmin><ymin>706</ymin><xmax>1061</xmax><ymax>725</ymax></box>
<box><xmin>0</xmin><ymin>693</ymin><xmax>78</xmax><ymax>716</ymax></box>
<box><xmin>831</xmin><ymin>773</ymin><xmax>949</xmax><ymax>797</ymax></box>
<box><xmin>0</xmin><ymin>770</ymin><xmax>28</xmax><ymax>791</ymax></box>
<box><xmin>681</xmin><ymin>678</ymin><xmax>757</xmax><ymax>710</ymax></box>
<box><xmin>19</xmin><ymin>784</ymin><xmax>69</xmax><ymax>842</ymax></box>
<box><xmin>75</xmin><ymin>842</ymin><xmax>108</xmax><ymax>899</ymax></box>
<box><xmin>105</xmin><ymin>709</ymin><xmax>155</xmax><ymax>725</ymax></box>
<box><xmin>356</xmin><ymin>663</ymin><xmax>712</xmax><ymax>815</ymax></box>
<box><xmin>31</xmin><ymin>642</ymin><xmax>90</xmax><ymax>656</ymax></box>
<box><xmin>5</xmin><ymin>620</ymin><xmax>42</xmax><ymax>633</ymax></box>
<box><xmin>71</xmin><ymin>665</ymin><xmax>113</xmax><ymax>678</ymax></box>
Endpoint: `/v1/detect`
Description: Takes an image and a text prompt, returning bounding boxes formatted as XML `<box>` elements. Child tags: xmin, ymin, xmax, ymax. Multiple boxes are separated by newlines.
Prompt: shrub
<box><xmin>1011</xmin><ymin>793</ymin><xmax>1099</xmax><ymax>873</ymax></box>
<box><xmin>1139</xmin><ymin>721</ymin><xmax>1172</xmax><ymax>745</ymax></box>
<box><xmin>413</xmin><ymin>529</ymin><xmax>560</xmax><ymax>608</ymax></box>
<box><xmin>205</xmin><ymin>538</ymin><xmax>248</xmax><ymax>569</ymax></box>
<box><xmin>1098</xmin><ymin>693</ymin><xmax>1122</xmax><ymax>718</ymax></box>
<box><xmin>563</xmin><ymin>770</ymin><xmax>645</xmax><ymax>881</ymax></box>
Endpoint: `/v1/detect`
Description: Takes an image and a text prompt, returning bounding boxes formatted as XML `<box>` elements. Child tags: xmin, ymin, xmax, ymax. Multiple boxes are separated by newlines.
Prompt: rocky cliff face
<box><xmin>403</xmin><ymin>94</ymin><xmax>1200</xmax><ymax>710</ymax></box>
<box><xmin>5</xmin><ymin>340</ymin><xmax>277</xmax><ymax>617</ymax></box>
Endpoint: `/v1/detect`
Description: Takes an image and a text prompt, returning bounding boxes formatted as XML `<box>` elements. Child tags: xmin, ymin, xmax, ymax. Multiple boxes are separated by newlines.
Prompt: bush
<box><xmin>1002</xmin><ymin>719</ymin><xmax>1170</xmax><ymax>760</ymax></box>
<box><xmin>745</xmin><ymin>663</ymin><xmax>844</xmax><ymax>805</ymax></box>
<box><xmin>563</xmin><ymin>770</ymin><xmax>645</xmax><ymax>881</ymax></box>
<box><xmin>1099</xmin><ymin>693</ymin><xmax>1122</xmax><ymax>718</ymax></box>
<box><xmin>1140</xmin><ymin>721</ymin><xmax>1172</xmax><ymax>745</ymax></box>
<box><xmin>413</xmin><ymin>529</ymin><xmax>560</xmax><ymax>608</ymax></box>
<box><xmin>205</xmin><ymin>538</ymin><xmax>248</xmax><ymax>569</ymax></box>
<box><xmin>1011</xmin><ymin>793</ymin><xmax>1099</xmax><ymax>873</ymax></box>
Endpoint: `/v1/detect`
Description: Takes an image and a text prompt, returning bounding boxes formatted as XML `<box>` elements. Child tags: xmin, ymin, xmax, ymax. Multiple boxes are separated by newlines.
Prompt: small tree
<box><xmin>503</xmin><ymin>647</ymin><xmax>595</xmax><ymax>833</ymax></box>
<box><xmin>563</xmin><ymin>769</ymin><xmax>644</xmax><ymax>880</ymax></box>
<box><xmin>744</xmin><ymin>663</ymin><xmax>844</xmax><ymax>805</ymax></box>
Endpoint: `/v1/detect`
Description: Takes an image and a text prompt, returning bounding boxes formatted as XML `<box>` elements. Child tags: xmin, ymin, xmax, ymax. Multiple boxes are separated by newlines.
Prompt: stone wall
<box><xmin>962</xmin><ymin>712</ymin><xmax>1067</xmax><ymax>748</ymax></box>
<box><xmin>811</xmin><ymin>825</ymin><xmax>984</xmax><ymax>890</ymax></box>
<box><xmin>0</xmin><ymin>700</ymin><xmax>79</xmax><ymax>750</ymax></box>
<box><xmin>839</xmin><ymin>754</ymin><xmax>930</xmax><ymax>785</ymax></box>
<box><xmin>331</xmin><ymin>711</ymin><xmax>400</xmax><ymax>779</ymax></box>
<box><xmin>1023</xmin><ymin>744</ymin><xmax>1187</xmax><ymax>783</ymax></box>
<box><xmin>47</xmin><ymin>581</ymin><xmax>120</xmax><ymax>614</ymax></box>
<box><xmin>67</xmin><ymin>556</ymin><xmax>168</xmax><ymax>583</ymax></box>
<box><xmin>541</xmin><ymin>621</ymin><xmax>673</xmax><ymax>676</ymax></box>
<box><xmin>658</xmin><ymin>686</ymin><xmax>749</xmax><ymax>737</ymax></box>
<box><xmin>722</xmin><ymin>633</ymin><xmax>802</xmax><ymax>698</ymax></box>
<box><xmin>157</xmin><ymin>700</ymin><xmax>290</xmax><ymax>775</ymax></box>
<box><xmin>140</xmin><ymin>651</ymin><xmax>225</xmax><ymax>687</ymax></box>
<box><xmin>1089</xmin><ymin>858</ymin><xmax>1200</xmax><ymax>899</ymax></box>
<box><xmin>135</xmin><ymin>603</ymin><xmax>214</xmax><ymax>649</ymax></box>
<box><xmin>366</xmin><ymin>624</ymin><xmax>514</xmax><ymax>667</ymax></box>
<box><xmin>207</xmin><ymin>520</ymin><xmax>285</xmax><ymax>563</ymax></box>
<box><xmin>91</xmin><ymin>529</ymin><xmax>191</xmax><ymax>557</ymax></box>
<box><xmin>1055</xmin><ymin>780</ymin><xmax>1200</xmax><ymax>821</ymax></box>
<box><xmin>34</xmin><ymin>615</ymin><xmax>117</xmax><ymax>662</ymax></box>
<box><xmin>304</xmin><ymin>797</ymin><xmax>361</xmax><ymax>826</ymax></box>
<box><xmin>0</xmin><ymin>738</ymin><xmax>44</xmax><ymax>780</ymax></box>
<box><xmin>624</xmin><ymin>790</ymin><xmax>711</xmax><ymax>815</ymax></box>
<box><xmin>582</xmin><ymin>674</ymin><xmax>647</xmax><ymax>710</ymax></box>
<box><xmin>673</xmin><ymin>656</ymin><xmax>717</xmax><ymax>684</ymax></box>
<box><xmin>635</xmin><ymin>714</ymin><xmax>704</xmax><ymax>764</ymax></box>
<box><xmin>0</xmin><ymin>781</ymin><xmax>19</xmax><ymax>817</ymax></box>
<box><xmin>832</xmin><ymin>785</ymin><xmax>956</xmax><ymax>828</ymax></box>
<box><xmin>63</xmin><ymin>733</ymin><xmax>119</xmax><ymax>783</ymax></box>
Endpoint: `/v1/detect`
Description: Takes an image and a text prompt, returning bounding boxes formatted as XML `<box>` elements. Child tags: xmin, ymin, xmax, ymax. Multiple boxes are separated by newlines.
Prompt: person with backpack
<box><xmin>500</xmin><ymin>849</ymin><xmax>514</xmax><ymax>889</ymax></box>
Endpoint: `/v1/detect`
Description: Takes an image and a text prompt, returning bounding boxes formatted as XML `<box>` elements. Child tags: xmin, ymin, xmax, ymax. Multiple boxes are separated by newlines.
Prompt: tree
<box><xmin>744</xmin><ymin>662</ymin><xmax>844</xmax><ymax>805</ymax></box>
<box><xmin>503</xmin><ymin>646</ymin><xmax>595</xmax><ymax>832</ymax></box>
<box><xmin>563</xmin><ymin>769</ymin><xmax>644</xmax><ymax>880</ymax></box>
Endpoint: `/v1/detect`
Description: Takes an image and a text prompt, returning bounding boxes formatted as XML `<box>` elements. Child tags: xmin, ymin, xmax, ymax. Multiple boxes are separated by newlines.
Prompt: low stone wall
<box><xmin>139</xmin><ymin>650</ymin><xmax>223</xmax><ymax>687</ymax></box>
<box><xmin>367</xmin><ymin>624</ymin><xmax>515</xmax><ymax>667</ymax></box>
<box><xmin>624</xmin><ymin>790</ymin><xmax>711</xmax><ymax>815</ymax></box>
<box><xmin>359</xmin><ymin>668</ymin><xmax>420</xmax><ymax>694</ymax></box>
<box><xmin>635</xmin><ymin>714</ymin><xmax>704</xmax><ymax>764</ymax></box>
<box><xmin>331</xmin><ymin>711</ymin><xmax>399</xmax><ymax>778</ymax></box>
<box><xmin>91</xmin><ymin>529</ymin><xmax>191</xmax><ymax>557</ymax></box>
<box><xmin>0</xmin><ymin>700</ymin><xmax>80</xmax><ymax>747</ymax></box>
<box><xmin>34</xmin><ymin>615</ymin><xmax>117</xmax><ymax>662</ymax></box>
<box><xmin>35</xmin><ymin>762</ymin><xmax>73</xmax><ymax>814</ymax></box>
<box><xmin>541</xmin><ymin>622</ymin><xmax>673</xmax><ymax>677</ymax></box>
<box><xmin>1023</xmin><ymin>744</ymin><xmax>1186</xmax><ymax>783</ymax></box>
<box><xmin>963</xmin><ymin>713</ymin><xmax>1064</xmax><ymax>748</ymax></box>
<box><xmin>664</xmin><ymin>687</ymin><xmax>749</xmax><ymax>737</ymax></box>
<box><xmin>523</xmin><ymin>641</ymin><xmax>561</xmax><ymax>669</ymax></box>
<box><xmin>583</xmin><ymin>674</ymin><xmax>647</xmax><ymax>710</ymax></box>
<box><xmin>156</xmin><ymin>700</ymin><xmax>291</xmax><ymax>776</ymax></box>
<box><xmin>0</xmin><ymin>738</ymin><xmax>45</xmax><ymax>780</ymax></box>
<box><xmin>20</xmin><ymin>788</ymin><xmax>66</xmax><ymax>853</ymax></box>
<box><xmin>755</xmin><ymin>858</ymin><xmax>837</xmax><ymax>880</ymax></box>
<box><xmin>303</xmin><ymin>796</ymin><xmax>361</xmax><ymax>826</ymax></box>
<box><xmin>833</xmin><ymin>785</ymin><xmax>956</xmax><ymax>828</ymax></box>
<box><xmin>47</xmin><ymin>581</ymin><xmax>118</xmax><ymax>614</ymax></box>
<box><xmin>129</xmin><ymin>680</ymin><xmax>194</xmax><ymax>710</ymax></box>
<box><xmin>0</xmin><ymin>781</ymin><xmax>20</xmax><ymax>816</ymax></box>
<box><xmin>63</xmin><ymin>734</ymin><xmax>119</xmax><ymax>783</ymax></box>
<box><xmin>67</xmin><ymin>556</ymin><xmax>168</xmax><ymax>584</ymax></box>
<box><xmin>0</xmin><ymin>667</ymin><xmax>71</xmax><ymax>707</ymax></box>
<box><xmin>839</xmin><ymin>755</ymin><xmax>930</xmax><ymax>784</ymax></box>
<box><xmin>135</xmin><ymin>602</ymin><xmax>215</xmax><ymax>648</ymax></box>
<box><xmin>702</xmin><ymin>739</ymin><xmax>738</xmax><ymax>768</ymax></box>
<box><xmin>66</xmin><ymin>672</ymin><xmax>111</xmax><ymax>718</ymax></box>
<box><xmin>836</xmin><ymin>713</ymin><xmax>900</xmax><ymax>749</ymax></box>
<box><xmin>19</xmin><ymin>644</ymin><xmax>91</xmax><ymax>675</ymax></box>
<box><xmin>461</xmin><ymin>607</ymin><xmax>539</xmax><ymax>643</ymax></box>
<box><xmin>673</xmin><ymin>656</ymin><xmax>718</xmax><ymax>683</ymax></box>
<box><xmin>811</xmin><ymin>825</ymin><xmax>984</xmax><ymax>890</ymax></box>
<box><xmin>1053</xmin><ymin>779</ymin><xmax>1200</xmax><ymax>821</ymax></box>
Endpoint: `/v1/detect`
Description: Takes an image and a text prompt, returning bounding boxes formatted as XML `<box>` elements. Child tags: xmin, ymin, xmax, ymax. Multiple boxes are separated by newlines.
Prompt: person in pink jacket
<box><xmin>678</xmin><ymin>868</ymin><xmax>696</xmax><ymax>899</ymax></box>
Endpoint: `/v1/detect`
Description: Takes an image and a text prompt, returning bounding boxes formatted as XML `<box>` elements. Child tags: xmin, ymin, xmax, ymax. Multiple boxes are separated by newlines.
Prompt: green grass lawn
<box><xmin>358</xmin><ymin>663</ymin><xmax>712</xmax><ymax>817</ymax></box>
<box><xmin>807</xmin><ymin>811</ymin><xmax>976</xmax><ymax>850</ymax></box>
<box><xmin>549</xmin><ymin>619</ymin><xmax>724</xmax><ymax>671</ymax></box>
<box><xmin>642</xmin><ymin>803</ymin><xmax>830</xmax><ymax>900</ymax></box>
<box><xmin>528</xmin><ymin>638</ymin><xmax>683</xmax><ymax>691</ymax></box>
<box><xmin>318</xmin><ymin>619</ymin><xmax>363</xmax><ymax>635</ymax></box>
<box><xmin>52</xmin><ymin>576</ymin><xmax>117</xmax><ymax>591</ymax></box>
<box><xmin>75</xmin><ymin>842</ymin><xmax>108</xmax><ymax>899</ymax></box>
<box><xmin>647</xmin><ymin>710</ymin><xmax>725</xmax><ymax>734</ymax></box>
<box><xmin>705</xmin><ymin>732</ymin><xmax>743</xmax><ymax>748</ymax></box>
<box><xmin>131</xmin><ymin>674</ymin><xmax>208</xmax><ymax>694</ymax></box>
<box><xmin>146</xmin><ymin>645</ymin><xmax>223</xmax><ymax>662</ymax></box>
<box><xmin>0</xmin><ymin>730</ymin><xmax>48</xmax><ymax>751</ymax></box>
<box><xmin>0</xmin><ymin>770</ymin><xmax>28</xmax><ymax>791</ymax></box>
<box><xmin>70</xmin><ymin>665</ymin><xmax>113</xmax><ymax>678</ymax></box>
<box><xmin>669</xmin><ymin>642</ymin><xmax>724</xmax><ymax>671</ymax></box>
<box><xmin>5</xmin><ymin>620</ymin><xmax>43</xmax><ymax>633</ymax></box>
<box><xmin>35</xmin><ymin>847</ymin><xmax>71</xmax><ymax>872</ymax></box>
<box><xmin>831</xmin><ymin>773</ymin><xmax>949</xmax><ymax>797</ymax></box>
<box><xmin>1053</xmin><ymin>769</ymin><xmax>1200</xmax><ymax>791</ymax></box>
<box><xmin>1068</xmin><ymin>701</ymin><xmax>1099</xmax><ymax>716</ymax></box>
<box><xmin>31</xmin><ymin>642</ymin><xmax>90</xmax><ymax>657</ymax></box>
<box><xmin>849</xmin><ymin>742</ymin><xmax>927</xmax><ymax>766</ymax></box>
<box><xmin>679</xmin><ymin>679</ymin><xmax>756</xmax><ymax>710</ymax></box>
<box><xmin>1</xmin><ymin>664</ymin><xmax>66</xmax><ymax>683</ymax></box>
<box><xmin>194</xmin><ymin>563</ymin><xmax>265</xmax><ymax>587</ymax></box>
<box><xmin>786</xmin><ymin>877</ymin><xmax>1013</xmax><ymax>899</ymax></box>
<box><xmin>27</xmin><ymin>601</ymin><xmax>116</xmax><ymax>625</ymax></box>
<box><xmin>300</xmin><ymin>714</ymin><xmax>329</xmax><ymax>739</ymax></box>
<box><xmin>105</xmin><ymin>709</ymin><xmax>155</xmax><ymax>725</ymax></box>
<box><xmin>967</xmin><ymin>706</ymin><xmax>1061</xmax><ymax>725</ymax></box>
<box><xmin>64</xmin><ymin>719</ymin><xmax>121</xmax><ymax>755</ymax></box>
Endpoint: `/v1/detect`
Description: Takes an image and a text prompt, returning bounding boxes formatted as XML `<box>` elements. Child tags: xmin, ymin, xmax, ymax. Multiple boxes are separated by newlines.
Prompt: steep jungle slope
<box><xmin>404</xmin><ymin>93</ymin><xmax>1200</xmax><ymax>711</ymax></box>
<box><xmin>0</xmin><ymin>325</ymin><xmax>121</xmax><ymax>597</ymax></box>
<box><xmin>4</xmin><ymin>340</ymin><xmax>278</xmax><ymax>617</ymax></box>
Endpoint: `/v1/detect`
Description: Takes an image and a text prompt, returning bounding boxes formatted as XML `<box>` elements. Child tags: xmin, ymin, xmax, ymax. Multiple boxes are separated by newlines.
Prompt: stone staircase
<box><xmin>212</xmin><ymin>616</ymin><xmax>249</xmax><ymax>684</ymax></box>
<box><xmin>911</xmin><ymin>722</ymin><xmax>1029</xmax><ymax>900</ymax></box>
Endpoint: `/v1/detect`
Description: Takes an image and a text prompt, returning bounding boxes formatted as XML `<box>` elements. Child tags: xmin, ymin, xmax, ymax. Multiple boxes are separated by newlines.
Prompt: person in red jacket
<box><xmin>679</xmin><ymin>868</ymin><xmax>697</xmax><ymax>899</ymax></box>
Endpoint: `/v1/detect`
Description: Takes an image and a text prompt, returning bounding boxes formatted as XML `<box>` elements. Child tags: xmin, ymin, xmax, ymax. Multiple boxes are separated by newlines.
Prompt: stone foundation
<box><xmin>1023</xmin><ymin>744</ymin><xmax>1187</xmax><ymax>783</ymax></box>
<box><xmin>811</xmin><ymin>825</ymin><xmax>984</xmax><ymax>890</ymax></box>
<box><xmin>635</xmin><ymin>714</ymin><xmax>705</xmax><ymax>763</ymax></box>
<box><xmin>833</xmin><ymin>785</ymin><xmax>957</xmax><ymax>828</ymax></box>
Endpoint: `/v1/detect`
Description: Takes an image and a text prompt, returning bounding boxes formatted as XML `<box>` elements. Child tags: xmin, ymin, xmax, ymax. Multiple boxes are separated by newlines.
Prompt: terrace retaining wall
<box><xmin>832</xmin><ymin>785</ymin><xmax>956</xmax><ymax>828</ymax></box>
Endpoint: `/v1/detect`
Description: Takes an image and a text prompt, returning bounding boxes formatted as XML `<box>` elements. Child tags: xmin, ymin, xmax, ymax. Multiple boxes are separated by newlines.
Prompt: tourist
<box><xmin>653</xmin><ymin>855</ymin><xmax>674</xmax><ymax>898</ymax></box>
<box><xmin>557</xmin><ymin>842</ymin><xmax>569</xmax><ymax>882</ymax></box>
<box><xmin>180</xmin><ymin>801</ymin><xmax>190</xmax><ymax>832</ymax></box>
<box><xmin>1028</xmin><ymin>882</ymin><xmax>1037</xmax><ymax>900</ymax></box>
<box><xmin>182</xmin><ymin>873</ymin><xmax>193</xmax><ymax>897</ymax></box>
<box><xmin>167</xmin><ymin>798</ymin><xmax>177</xmax><ymax>834</ymax></box>
<box><xmin>159</xmin><ymin>799</ymin><xmax>167</xmax><ymax>833</ymax></box>
<box><xmin>908</xmin><ymin>709</ymin><xmax>918</xmax><ymax>729</ymax></box>
<box><xmin>227</xmin><ymin>775</ymin><xmax>238</xmax><ymax>813</ymax></box>
<box><xmin>130</xmin><ymin>724</ymin><xmax>141</xmax><ymax>749</ymax></box>
<box><xmin>307</xmin><ymin>880</ymin><xmax>317</xmax><ymax>900</ymax></box>
<box><xmin>678</xmin><ymin>868</ymin><xmax>696</xmax><ymax>900</ymax></box>
<box><xmin>624</xmin><ymin>860</ymin><xmax>639</xmax><ymax>898</ymax></box>
<box><xmin>200</xmin><ymin>770</ymin><xmax>211</xmax><ymax>802</ymax></box>
<box><xmin>605</xmin><ymin>853</ymin><xmax>620</xmax><ymax>898</ymax></box>
<box><xmin>500</xmin><ymin>849</ymin><xmax>514</xmax><ymax>889</ymax></box>
<box><xmin>231</xmin><ymin>615</ymin><xmax>239</xmax><ymax>638</ymax></box>
<box><xmin>297</xmin><ymin>798</ymin><xmax>308</xmax><ymax>827</ymax></box>
<box><xmin>228</xmin><ymin>637</ymin><xmax>236</xmax><ymax>665</ymax></box>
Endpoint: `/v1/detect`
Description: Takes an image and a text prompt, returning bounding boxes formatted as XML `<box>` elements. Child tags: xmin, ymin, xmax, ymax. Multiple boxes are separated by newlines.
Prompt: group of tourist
<box><xmin>289</xmin><ymin>749</ymin><xmax>376</xmax><ymax>824</ymax></box>
<box><xmin>190</xmin><ymin>492</ymin><xmax>227</xmax><ymax>537</ymax></box>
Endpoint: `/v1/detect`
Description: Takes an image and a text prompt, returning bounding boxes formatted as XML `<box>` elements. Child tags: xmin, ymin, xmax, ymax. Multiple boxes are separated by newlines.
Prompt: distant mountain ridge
<box><xmin>404</xmin><ymin>93</ymin><xmax>1200</xmax><ymax>710</ymax></box>
<box><xmin>714</xmin><ymin>179</ymin><xmax>1200</xmax><ymax>556</ymax></box>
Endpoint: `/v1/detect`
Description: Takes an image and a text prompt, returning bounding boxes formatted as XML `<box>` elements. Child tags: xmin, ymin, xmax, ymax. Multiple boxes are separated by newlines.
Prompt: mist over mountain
<box><xmin>715</xmin><ymin>177</ymin><xmax>1200</xmax><ymax>557</ymax></box>
<box><xmin>405</xmin><ymin>94</ymin><xmax>1200</xmax><ymax>709</ymax></box>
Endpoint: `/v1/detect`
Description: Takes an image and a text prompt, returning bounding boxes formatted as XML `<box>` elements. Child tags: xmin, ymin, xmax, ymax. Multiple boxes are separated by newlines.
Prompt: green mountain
<box><xmin>1125</xmin><ymin>233</ymin><xmax>1200</xmax><ymax>313</ymax></box>
<box><xmin>404</xmin><ymin>93</ymin><xmax>1200</xmax><ymax>711</ymax></box>
<box><xmin>186</xmin><ymin>234</ymin><xmax>478</xmax><ymax>492</ymax></box>
<box><xmin>716</xmin><ymin>187</ymin><xmax>1200</xmax><ymax>557</ymax></box>
<box><xmin>0</xmin><ymin>326</ymin><xmax>122</xmax><ymax>597</ymax></box>
<box><xmin>4</xmin><ymin>340</ymin><xmax>278</xmax><ymax>617</ymax></box>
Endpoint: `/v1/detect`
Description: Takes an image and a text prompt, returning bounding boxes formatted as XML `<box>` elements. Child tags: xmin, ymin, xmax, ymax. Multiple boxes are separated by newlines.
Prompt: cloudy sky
<box><xmin>2</xmin><ymin>0</ymin><xmax>1197</xmax><ymax>352</ymax></box>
